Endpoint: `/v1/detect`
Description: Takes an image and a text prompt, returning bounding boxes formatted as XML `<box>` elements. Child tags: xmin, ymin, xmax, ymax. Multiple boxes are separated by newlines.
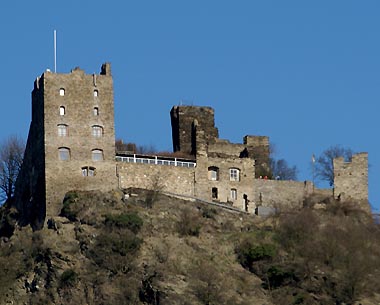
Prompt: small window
<box><xmin>208</xmin><ymin>166</ymin><xmax>219</xmax><ymax>181</ymax></box>
<box><xmin>93</xmin><ymin>107</ymin><xmax>99</xmax><ymax>116</ymax></box>
<box><xmin>58</xmin><ymin>147</ymin><xmax>70</xmax><ymax>161</ymax></box>
<box><xmin>92</xmin><ymin>125</ymin><xmax>103</xmax><ymax>137</ymax></box>
<box><xmin>59</xmin><ymin>88</ymin><xmax>65</xmax><ymax>96</ymax></box>
<box><xmin>59</xmin><ymin>106</ymin><xmax>65</xmax><ymax>116</ymax></box>
<box><xmin>230</xmin><ymin>188</ymin><xmax>237</xmax><ymax>201</ymax></box>
<box><xmin>92</xmin><ymin>149</ymin><xmax>103</xmax><ymax>161</ymax></box>
<box><xmin>212</xmin><ymin>187</ymin><xmax>218</xmax><ymax>199</ymax></box>
<box><xmin>229</xmin><ymin>168</ymin><xmax>240</xmax><ymax>181</ymax></box>
<box><xmin>82</xmin><ymin>166</ymin><xmax>96</xmax><ymax>176</ymax></box>
<box><xmin>94</xmin><ymin>89</ymin><xmax>99</xmax><ymax>97</ymax></box>
<box><xmin>57</xmin><ymin>124</ymin><xmax>68</xmax><ymax>136</ymax></box>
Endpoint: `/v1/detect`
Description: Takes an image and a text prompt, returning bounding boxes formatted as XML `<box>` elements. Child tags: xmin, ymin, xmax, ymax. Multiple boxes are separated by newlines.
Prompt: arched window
<box><xmin>82</xmin><ymin>166</ymin><xmax>96</xmax><ymax>176</ymax></box>
<box><xmin>93</xmin><ymin>107</ymin><xmax>99</xmax><ymax>116</ymax></box>
<box><xmin>59</xmin><ymin>88</ymin><xmax>65</xmax><ymax>96</ymax></box>
<box><xmin>208</xmin><ymin>166</ymin><xmax>219</xmax><ymax>181</ymax></box>
<box><xmin>59</xmin><ymin>106</ymin><xmax>65</xmax><ymax>116</ymax></box>
<box><xmin>229</xmin><ymin>168</ymin><xmax>240</xmax><ymax>181</ymax></box>
<box><xmin>57</xmin><ymin>124</ymin><xmax>68</xmax><ymax>136</ymax></box>
<box><xmin>92</xmin><ymin>125</ymin><xmax>103</xmax><ymax>137</ymax></box>
<box><xmin>58</xmin><ymin>147</ymin><xmax>70</xmax><ymax>161</ymax></box>
<box><xmin>92</xmin><ymin>149</ymin><xmax>103</xmax><ymax>161</ymax></box>
<box><xmin>93</xmin><ymin>89</ymin><xmax>99</xmax><ymax>97</ymax></box>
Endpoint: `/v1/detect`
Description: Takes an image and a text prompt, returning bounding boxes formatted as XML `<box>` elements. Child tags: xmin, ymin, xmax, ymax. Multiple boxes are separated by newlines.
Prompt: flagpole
<box><xmin>54</xmin><ymin>30</ymin><xmax>57</xmax><ymax>73</ymax></box>
<box><xmin>312</xmin><ymin>154</ymin><xmax>315</xmax><ymax>192</ymax></box>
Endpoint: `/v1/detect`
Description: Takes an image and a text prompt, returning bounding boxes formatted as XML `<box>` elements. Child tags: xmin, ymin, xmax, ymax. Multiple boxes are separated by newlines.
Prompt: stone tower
<box><xmin>243</xmin><ymin>135</ymin><xmax>270</xmax><ymax>177</ymax></box>
<box><xmin>14</xmin><ymin>63</ymin><xmax>117</xmax><ymax>229</ymax></box>
<box><xmin>170</xmin><ymin>106</ymin><xmax>219</xmax><ymax>155</ymax></box>
<box><xmin>333</xmin><ymin>152</ymin><xmax>369</xmax><ymax>209</ymax></box>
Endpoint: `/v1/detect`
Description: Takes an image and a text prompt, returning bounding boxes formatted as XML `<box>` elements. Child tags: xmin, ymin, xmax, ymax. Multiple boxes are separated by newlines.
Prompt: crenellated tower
<box><xmin>14</xmin><ymin>63</ymin><xmax>117</xmax><ymax>229</ymax></box>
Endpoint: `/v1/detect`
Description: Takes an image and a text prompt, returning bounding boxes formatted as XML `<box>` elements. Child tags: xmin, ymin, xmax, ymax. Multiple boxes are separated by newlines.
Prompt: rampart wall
<box><xmin>253</xmin><ymin>179</ymin><xmax>314</xmax><ymax>209</ymax></box>
<box><xmin>117</xmin><ymin>163</ymin><xmax>195</xmax><ymax>196</ymax></box>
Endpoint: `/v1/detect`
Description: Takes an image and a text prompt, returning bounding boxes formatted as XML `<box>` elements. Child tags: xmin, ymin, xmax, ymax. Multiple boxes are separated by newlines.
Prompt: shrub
<box><xmin>236</xmin><ymin>238</ymin><xmax>276</xmax><ymax>270</ymax></box>
<box><xmin>263</xmin><ymin>265</ymin><xmax>296</xmax><ymax>289</ymax></box>
<box><xmin>104</xmin><ymin>212</ymin><xmax>143</xmax><ymax>234</ymax></box>
<box><xmin>177</xmin><ymin>208</ymin><xmax>201</xmax><ymax>237</ymax></box>
<box><xmin>201</xmin><ymin>207</ymin><xmax>217</xmax><ymax>219</ymax></box>
<box><xmin>86</xmin><ymin>230</ymin><xmax>142</xmax><ymax>273</ymax></box>
<box><xmin>60</xmin><ymin>269</ymin><xmax>78</xmax><ymax>288</ymax></box>
<box><xmin>0</xmin><ymin>206</ymin><xmax>18</xmax><ymax>238</ymax></box>
<box><xmin>60</xmin><ymin>191</ymin><xmax>80</xmax><ymax>221</ymax></box>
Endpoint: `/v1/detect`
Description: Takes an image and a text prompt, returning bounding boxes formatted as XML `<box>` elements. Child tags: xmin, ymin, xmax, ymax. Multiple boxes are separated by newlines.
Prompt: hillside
<box><xmin>0</xmin><ymin>189</ymin><xmax>380</xmax><ymax>305</ymax></box>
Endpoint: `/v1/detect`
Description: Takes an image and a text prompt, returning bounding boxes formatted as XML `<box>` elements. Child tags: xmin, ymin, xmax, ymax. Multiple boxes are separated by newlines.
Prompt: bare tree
<box><xmin>270</xmin><ymin>158</ymin><xmax>297</xmax><ymax>180</ymax></box>
<box><xmin>115</xmin><ymin>139</ymin><xmax>136</xmax><ymax>153</ymax></box>
<box><xmin>315</xmin><ymin>145</ymin><xmax>353</xmax><ymax>186</ymax></box>
<box><xmin>0</xmin><ymin>135</ymin><xmax>25</xmax><ymax>203</ymax></box>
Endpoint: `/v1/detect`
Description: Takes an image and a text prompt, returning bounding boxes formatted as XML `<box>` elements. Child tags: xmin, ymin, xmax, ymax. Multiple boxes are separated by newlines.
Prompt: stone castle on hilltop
<box><xmin>13</xmin><ymin>63</ymin><xmax>369</xmax><ymax>229</ymax></box>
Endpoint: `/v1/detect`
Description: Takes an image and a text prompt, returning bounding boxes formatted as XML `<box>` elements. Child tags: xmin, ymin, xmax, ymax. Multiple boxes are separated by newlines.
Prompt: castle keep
<box><xmin>14</xmin><ymin>63</ymin><xmax>369</xmax><ymax>229</ymax></box>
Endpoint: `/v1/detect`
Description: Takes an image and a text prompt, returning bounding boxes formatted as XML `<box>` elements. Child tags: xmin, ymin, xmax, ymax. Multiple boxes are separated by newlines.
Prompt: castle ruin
<box><xmin>13</xmin><ymin>63</ymin><xmax>370</xmax><ymax>229</ymax></box>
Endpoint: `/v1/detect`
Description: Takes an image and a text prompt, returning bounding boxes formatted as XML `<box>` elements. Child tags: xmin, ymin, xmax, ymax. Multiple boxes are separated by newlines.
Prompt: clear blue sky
<box><xmin>1</xmin><ymin>1</ymin><xmax>379</xmax><ymax>210</ymax></box>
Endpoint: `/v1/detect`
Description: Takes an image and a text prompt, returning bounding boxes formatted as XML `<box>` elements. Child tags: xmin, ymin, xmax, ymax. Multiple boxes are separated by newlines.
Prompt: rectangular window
<box><xmin>212</xmin><ymin>187</ymin><xmax>218</xmax><ymax>199</ymax></box>
<box><xmin>229</xmin><ymin>168</ymin><xmax>240</xmax><ymax>181</ymax></box>
<box><xmin>230</xmin><ymin>189</ymin><xmax>237</xmax><ymax>200</ymax></box>
<box><xmin>82</xmin><ymin>166</ymin><xmax>96</xmax><ymax>176</ymax></box>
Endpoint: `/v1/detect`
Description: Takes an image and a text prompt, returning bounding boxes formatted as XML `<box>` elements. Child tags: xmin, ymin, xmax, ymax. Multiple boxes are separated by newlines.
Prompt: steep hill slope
<box><xmin>0</xmin><ymin>189</ymin><xmax>380</xmax><ymax>305</ymax></box>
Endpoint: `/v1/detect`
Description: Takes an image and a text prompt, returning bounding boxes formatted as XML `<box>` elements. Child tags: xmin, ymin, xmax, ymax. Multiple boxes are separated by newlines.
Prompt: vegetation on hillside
<box><xmin>0</xmin><ymin>190</ymin><xmax>379</xmax><ymax>304</ymax></box>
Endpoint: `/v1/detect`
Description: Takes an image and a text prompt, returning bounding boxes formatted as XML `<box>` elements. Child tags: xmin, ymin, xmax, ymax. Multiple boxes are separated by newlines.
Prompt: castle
<box><xmin>13</xmin><ymin>63</ymin><xmax>369</xmax><ymax>230</ymax></box>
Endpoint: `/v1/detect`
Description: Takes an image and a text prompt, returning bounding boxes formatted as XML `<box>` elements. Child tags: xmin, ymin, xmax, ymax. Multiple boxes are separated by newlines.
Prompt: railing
<box><xmin>116</xmin><ymin>155</ymin><xmax>196</xmax><ymax>168</ymax></box>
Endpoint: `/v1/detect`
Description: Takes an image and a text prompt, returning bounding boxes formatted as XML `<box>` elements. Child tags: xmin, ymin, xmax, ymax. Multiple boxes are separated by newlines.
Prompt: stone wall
<box><xmin>253</xmin><ymin>179</ymin><xmax>314</xmax><ymax>209</ymax></box>
<box><xmin>117</xmin><ymin>162</ymin><xmax>195</xmax><ymax>196</ymax></box>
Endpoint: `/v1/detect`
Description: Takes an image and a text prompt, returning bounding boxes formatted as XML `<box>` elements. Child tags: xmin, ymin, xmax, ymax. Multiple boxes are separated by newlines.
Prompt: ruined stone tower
<box><xmin>170</xmin><ymin>106</ymin><xmax>219</xmax><ymax>155</ymax></box>
<box><xmin>333</xmin><ymin>152</ymin><xmax>369</xmax><ymax>209</ymax></box>
<box><xmin>14</xmin><ymin>63</ymin><xmax>117</xmax><ymax>229</ymax></box>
